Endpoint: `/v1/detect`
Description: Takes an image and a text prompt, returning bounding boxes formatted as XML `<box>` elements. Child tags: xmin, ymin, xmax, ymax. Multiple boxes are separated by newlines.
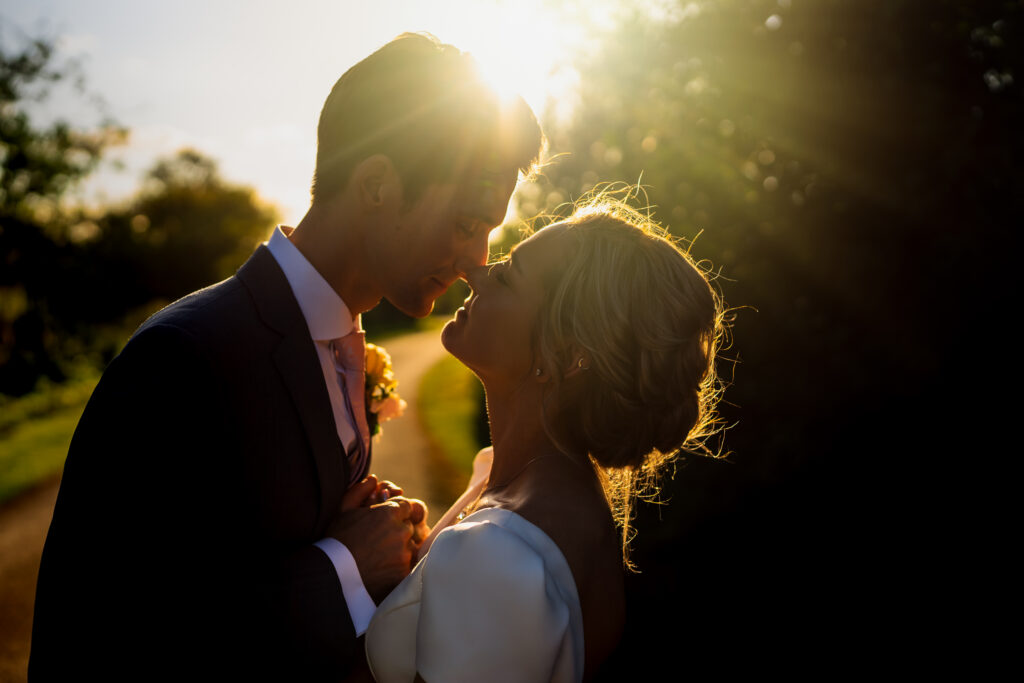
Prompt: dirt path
<box><xmin>366</xmin><ymin>328</ymin><xmax>453</xmax><ymax>522</ymax></box>
<box><xmin>0</xmin><ymin>328</ymin><xmax>453</xmax><ymax>682</ymax></box>
<box><xmin>0</xmin><ymin>477</ymin><xmax>58</xmax><ymax>683</ymax></box>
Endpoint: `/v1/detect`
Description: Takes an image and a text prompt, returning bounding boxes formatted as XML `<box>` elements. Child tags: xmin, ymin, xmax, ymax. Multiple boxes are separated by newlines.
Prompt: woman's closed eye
<box><xmin>487</xmin><ymin>260</ymin><xmax>510</xmax><ymax>285</ymax></box>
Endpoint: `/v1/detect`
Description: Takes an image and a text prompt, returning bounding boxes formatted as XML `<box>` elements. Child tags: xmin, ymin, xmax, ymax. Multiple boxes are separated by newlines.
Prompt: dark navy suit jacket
<box><xmin>30</xmin><ymin>246</ymin><xmax>359</xmax><ymax>681</ymax></box>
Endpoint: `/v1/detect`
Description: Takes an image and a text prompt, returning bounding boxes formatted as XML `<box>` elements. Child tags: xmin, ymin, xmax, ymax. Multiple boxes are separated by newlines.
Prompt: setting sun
<box><xmin>415</xmin><ymin>0</ymin><xmax>585</xmax><ymax>120</ymax></box>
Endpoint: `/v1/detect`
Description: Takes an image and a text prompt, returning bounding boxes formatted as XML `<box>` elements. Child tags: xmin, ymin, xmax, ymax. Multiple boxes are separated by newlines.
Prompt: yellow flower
<box><xmin>364</xmin><ymin>342</ymin><xmax>403</xmax><ymax>436</ymax></box>
<box><xmin>365</xmin><ymin>344</ymin><xmax>398</xmax><ymax>391</ymax></box>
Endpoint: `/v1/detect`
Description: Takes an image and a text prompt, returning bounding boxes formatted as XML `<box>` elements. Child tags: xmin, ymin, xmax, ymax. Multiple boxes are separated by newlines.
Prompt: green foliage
<box><xmin>418</xmin><ymin>354</ymin><xmax>486</xmax><ymax>501</ymax></box>
<box><xmin>0</xmin><ymin>29</ymin><xmax>281</xmax><ymax>396</ymax></box>
<box><xmin>521</xmin><ymin>0</ymin><xmax>1023</xmax><ymax>482</ymax></box>
<box><xmin>0</xmin><ymin>36</ymin><xmax>125</xmax><ymax>221</ymax></box>
<box><xmin>94</xmin><ymin>149</ymin><xmax>281</xmax><ymax>304</ymax></box>
<box><xmin>0</xmin><ymin>373</ymin><xmax>98</xmax><ymax>437</ymax></box>
<box><xmin>0</xmin><ymin>31</ymin><xmax>126</xmax><ymax>395</ymax></box>
<box><xmin>0</xmin><ymin>398</ymin><xmax>86</xmax><ymax>504</ymax></box>
<box><xmin>524</xmin><ymin>3</ymin><xmax>1022</xmax><ymax>666</ymax></box>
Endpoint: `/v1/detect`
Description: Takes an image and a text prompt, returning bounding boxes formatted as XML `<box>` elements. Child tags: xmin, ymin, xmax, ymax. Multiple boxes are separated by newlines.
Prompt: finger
<box><xmin>377</xmin><ymin>480</ymin><xmax>403</xmax><ymax>497</ymax></box>
<box><xmin>341</xmin><ymin>475</ymin><xmax>378</xmax><ymax>511</ymax></box>
<box><xmin>368</xmin><ymin>480</ymin><xmax>403</xmax><ymax>505</ymax></box>
<box><xmin>384</xmin><ymin>496</ymin><xmax>423</xmax><ymax>523</ymax></box>
<box><xmin>406</xmin><ymin>499</ymin><xmax>427</xmax><ymax>525</ymax></box>
<box><xmin>379</xmin><ymin>497</ymin><xmax>412</xmax><ymax>520</ymax></box>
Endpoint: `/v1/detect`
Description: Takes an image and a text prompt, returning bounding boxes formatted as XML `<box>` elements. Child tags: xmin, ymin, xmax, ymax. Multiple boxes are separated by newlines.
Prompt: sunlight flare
<box><xmin>427</xmin><ymin>0</ymin><xmax>585</xmax><ymax>122</ymax></box>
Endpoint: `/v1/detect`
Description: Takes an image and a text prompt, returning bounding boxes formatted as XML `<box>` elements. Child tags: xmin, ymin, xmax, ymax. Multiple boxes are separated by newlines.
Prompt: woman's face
<box><xmin>441</xmin><ymin>223</ymin><xmax>571</xmax><ymax>386</ymax></box>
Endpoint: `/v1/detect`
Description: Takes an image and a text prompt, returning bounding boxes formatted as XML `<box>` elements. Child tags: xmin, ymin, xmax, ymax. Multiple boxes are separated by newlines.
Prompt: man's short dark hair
<box><xmin>311</xmin><ymin>32</ymin><xmax>544</xmax><ymax>206</ymax></box>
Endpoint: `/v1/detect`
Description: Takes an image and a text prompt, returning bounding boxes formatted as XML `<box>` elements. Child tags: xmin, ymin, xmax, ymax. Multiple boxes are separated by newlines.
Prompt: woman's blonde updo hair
<box><xmin>533</xmin><ymin>194</ymin><xmax>727</xmax><ymax>565</ymax></box>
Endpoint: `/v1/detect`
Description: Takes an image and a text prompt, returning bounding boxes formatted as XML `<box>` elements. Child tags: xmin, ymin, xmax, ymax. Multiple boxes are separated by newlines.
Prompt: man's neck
<box><xmin>288</xmin><ymin>203</ymin><xmax>381</xmax><ymax>315</ymax></box>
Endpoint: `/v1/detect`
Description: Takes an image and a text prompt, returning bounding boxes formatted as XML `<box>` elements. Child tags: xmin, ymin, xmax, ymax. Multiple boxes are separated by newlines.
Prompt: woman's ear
<box><xmin>563</xmin><ymin>355</ymin><xmax>591</xmax><ymax>380</ymax></box>
<box><xmin>534</xmin><ymin>347</ymin><xmax>591</xmax><ymax>383</ymax></box>
<box><xmin>559</xmin><ymin>342</ymin><xmax>592</xmax><ymax>380</ymax></box>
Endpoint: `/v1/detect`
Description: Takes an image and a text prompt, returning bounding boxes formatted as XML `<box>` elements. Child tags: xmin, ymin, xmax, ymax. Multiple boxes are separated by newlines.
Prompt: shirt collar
<box><xmin>264</xmin><ymin>226</ymin><xmax>358</xmax><ymax>341</ymax></box>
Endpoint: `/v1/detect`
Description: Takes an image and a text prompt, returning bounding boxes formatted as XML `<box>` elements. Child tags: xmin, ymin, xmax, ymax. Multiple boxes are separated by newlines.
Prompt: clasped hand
<box><xmin>326</xmin><ymin>474</ymin><xmax>430</xmax><ymax>603</ymax></box>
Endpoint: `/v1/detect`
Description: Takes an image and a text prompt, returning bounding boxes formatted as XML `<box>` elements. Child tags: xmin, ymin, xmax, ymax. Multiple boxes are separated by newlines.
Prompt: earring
<box><xmin>577</xmin><ymin>358</ymin><xmax>590</xmax><ymax>371</ymax></box>
<box><xmin>535</xmin><ymin>368</ymin><xmax>543</xmax><ymax>376</ymax></box>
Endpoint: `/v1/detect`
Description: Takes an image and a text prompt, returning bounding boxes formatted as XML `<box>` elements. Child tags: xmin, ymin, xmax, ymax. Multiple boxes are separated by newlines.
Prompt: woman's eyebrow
<box><xmin>505</xmin><ymin>244</ymin><xmax>527</xmax><ymax>277</ymax></box>
<box><xmin>488</xmin><ymin>244</ymin><xmax>517</xmax><ymax>266</ymax></box>
<box><xmin>487</xmin><ymin>243</ymin><xmax>527</xmax><ymax>276</ymax></box>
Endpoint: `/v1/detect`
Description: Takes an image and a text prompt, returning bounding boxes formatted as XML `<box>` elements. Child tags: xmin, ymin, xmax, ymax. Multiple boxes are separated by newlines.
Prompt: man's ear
<box><xmin>352</xmin><ymin>154</ymin><xmax>401</xmax><ymax>210</ymax></box>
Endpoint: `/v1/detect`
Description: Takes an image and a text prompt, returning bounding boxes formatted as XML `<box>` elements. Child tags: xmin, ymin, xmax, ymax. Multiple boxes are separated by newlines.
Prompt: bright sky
<box><xmin>2</xmin><ymin>0</ymin><xmax>600</xmax><ymax>224</ymax></box>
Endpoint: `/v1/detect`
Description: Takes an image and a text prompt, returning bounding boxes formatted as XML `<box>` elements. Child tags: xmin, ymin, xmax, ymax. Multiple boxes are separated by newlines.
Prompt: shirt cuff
<box><xmin>313</xmin><ymin>538</ymin><xmax>377</xmax><ymax>636</ymax></box>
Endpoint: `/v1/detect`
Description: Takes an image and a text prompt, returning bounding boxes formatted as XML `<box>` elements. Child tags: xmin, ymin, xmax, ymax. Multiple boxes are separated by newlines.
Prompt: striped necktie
<box><xmin>330</xmin><ymin>330</ymin><xmax>370</xmax><ymax>485</ymax></box>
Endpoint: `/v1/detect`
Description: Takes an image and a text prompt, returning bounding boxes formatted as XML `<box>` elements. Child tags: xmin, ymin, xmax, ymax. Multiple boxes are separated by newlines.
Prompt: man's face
<box><xmin>373</xmin><ymin>172</ymin><xmax>517</xmax><ymax>318</ymax></box>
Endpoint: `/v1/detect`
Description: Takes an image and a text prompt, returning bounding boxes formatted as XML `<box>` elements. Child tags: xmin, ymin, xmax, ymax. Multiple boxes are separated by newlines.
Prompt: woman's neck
<box><xmin>487</xmin><ymin>390</ymin><xmax>554</xmax><ymax>482</ymax></box>
<box><xmin>483</xmin><ymin>380</ymin><xmax>588</xmax><ymax>495</ymax></box>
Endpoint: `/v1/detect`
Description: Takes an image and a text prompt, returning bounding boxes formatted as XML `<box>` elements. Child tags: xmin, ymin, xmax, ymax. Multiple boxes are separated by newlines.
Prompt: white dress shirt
<box><xmin>265</xmin><ymin>226</ymin><xmax>377</xmax><ymax>634</ymax></box>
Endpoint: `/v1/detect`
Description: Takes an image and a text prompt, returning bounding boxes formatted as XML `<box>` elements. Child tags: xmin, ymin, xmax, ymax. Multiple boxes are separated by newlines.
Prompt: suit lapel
<box><xmin>237</xmin><ymin>246</ymin><xmax>347</xmax><ymax>533</ymax></box>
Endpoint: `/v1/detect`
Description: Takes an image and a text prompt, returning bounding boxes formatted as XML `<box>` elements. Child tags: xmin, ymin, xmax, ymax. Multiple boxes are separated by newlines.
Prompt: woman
<box><xmin>366</xmin><ymin>197</ymin><xmax>725</xmax><ymax>682</ymax></box>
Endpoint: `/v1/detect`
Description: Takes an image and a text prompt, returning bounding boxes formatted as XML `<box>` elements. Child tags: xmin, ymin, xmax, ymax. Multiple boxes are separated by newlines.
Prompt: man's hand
<box><xmin>366</xmin><ymin>479</ymin><xmax>403</xmax><ymax>506</ymax></box>
<box><xmin>325</xmin><ymin>476</ymin><xmax>421</xmax><ymax>602</ymax></box>
<box><xmin>356</xmin><ymin>475</ymin><xmax>430</xmax><ymax>548</ymax></box>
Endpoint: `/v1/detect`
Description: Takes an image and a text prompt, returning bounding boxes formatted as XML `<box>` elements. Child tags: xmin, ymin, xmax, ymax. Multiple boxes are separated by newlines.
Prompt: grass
<box><xmin>417</xmin><ymin>354</ymin><xmax>485</xmax><ymax>500</ymax></box>
<box><xmin>0</xmin><ymin>375</ymin><xmax>98</xmax><ymax>437</ymax></box>
<box><xmin>0</xmin><ymin>402</ymin><xmax>87</xmax><ymax>504</ymax></box>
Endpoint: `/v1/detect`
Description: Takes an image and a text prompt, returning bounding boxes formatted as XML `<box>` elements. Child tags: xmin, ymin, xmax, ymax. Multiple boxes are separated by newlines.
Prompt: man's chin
<box><xmin>389</xmin><ymin>296</ymin><xmax>435</xmax><ymax>319</ymax></box>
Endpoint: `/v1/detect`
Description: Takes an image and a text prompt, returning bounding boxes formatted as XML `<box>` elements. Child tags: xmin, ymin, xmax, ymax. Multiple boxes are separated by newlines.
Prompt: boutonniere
<box><xmin>364</xmin><ymin>342</ymin><xmax>407</xmax><ymax>437</ymax></box>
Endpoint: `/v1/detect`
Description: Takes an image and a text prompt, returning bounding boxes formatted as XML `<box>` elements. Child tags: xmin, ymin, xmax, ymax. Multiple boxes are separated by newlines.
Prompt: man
<box><xmin>29</xmin><ymin>33</ymin><xmax>543</xmax><ymax>681</ymax></box>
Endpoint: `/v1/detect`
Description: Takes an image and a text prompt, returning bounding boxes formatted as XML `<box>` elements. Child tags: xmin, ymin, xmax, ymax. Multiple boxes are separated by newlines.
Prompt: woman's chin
<box><xmin>440</xmin><ymin>314</ymin><xmax>462</xmax><ymax>353</ymax></box>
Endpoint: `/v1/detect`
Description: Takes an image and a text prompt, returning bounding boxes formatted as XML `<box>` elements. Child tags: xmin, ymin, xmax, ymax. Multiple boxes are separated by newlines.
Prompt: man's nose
<box><xmin>454</xmin><ymin>233</ymin><xmax>490</xmax><ymax>278</ymax></box>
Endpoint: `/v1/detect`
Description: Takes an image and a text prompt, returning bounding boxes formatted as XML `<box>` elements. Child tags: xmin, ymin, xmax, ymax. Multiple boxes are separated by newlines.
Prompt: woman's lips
<box><xmin>454</xmin><ymin>295</ymin><xmax>476</xmax><ymax>321</ymax></box>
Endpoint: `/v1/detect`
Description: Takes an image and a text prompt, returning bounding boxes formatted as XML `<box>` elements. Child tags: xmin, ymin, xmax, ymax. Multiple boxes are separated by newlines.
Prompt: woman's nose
<box><xmin>463</xmin><ymin>265</ymin><xmax>489</xmax><ymax>291</ymax></box>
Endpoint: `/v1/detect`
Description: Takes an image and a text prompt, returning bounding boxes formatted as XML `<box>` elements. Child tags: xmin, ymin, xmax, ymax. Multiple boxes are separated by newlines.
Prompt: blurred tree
<box><xmin>0</xmin><ymin>33</ymin><xmax>280</xmax><ymax>397</ymax></box>
<box><xmin>0</xmin><ymin>35</ymin><xmax>121</xmax><ymax>218</ymax></box>
<box><xmin>91</xmin><ymin>149</ymin><xmax>280</xmax><ymax>308</ymax></box>
<box><xmin>516</xmin><ymin>0</ymin><xmax>1021</xmax><ymax>673</ymax></box>
<box><xmin>0</xmin><ymin>31</ymin><xmax>125</xmax><ymax>394</ymax></box>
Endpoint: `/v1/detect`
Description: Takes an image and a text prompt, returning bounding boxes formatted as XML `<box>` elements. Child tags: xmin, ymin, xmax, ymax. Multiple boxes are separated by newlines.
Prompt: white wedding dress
<box><xmin>364</xmin><ymin>451</ymin><xmax>585</xmax><ymax>683</ymax></box>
